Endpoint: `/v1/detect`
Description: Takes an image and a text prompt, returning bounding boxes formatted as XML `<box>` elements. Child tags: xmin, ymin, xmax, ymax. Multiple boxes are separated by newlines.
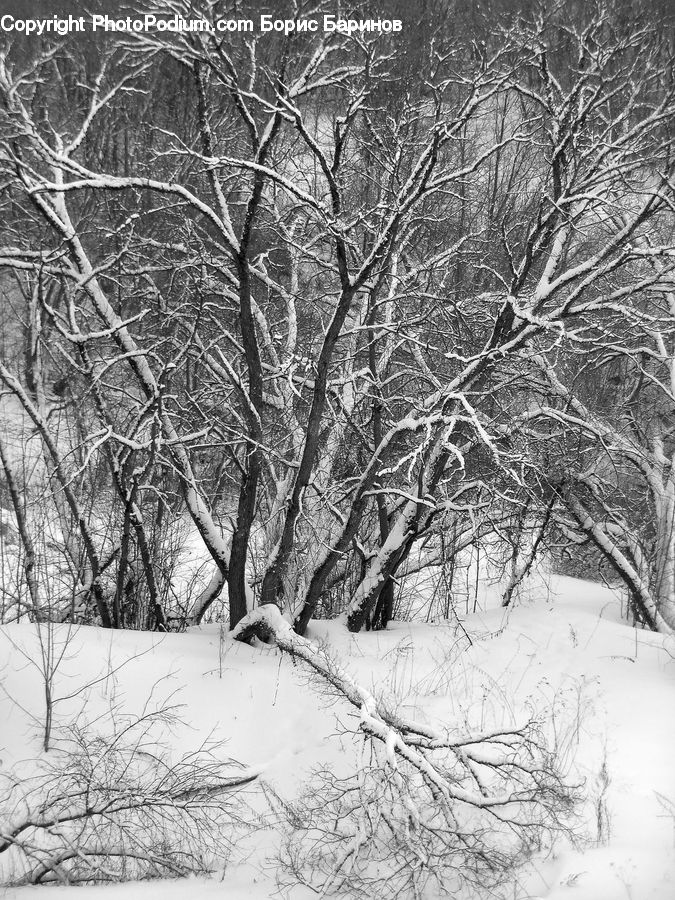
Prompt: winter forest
<box><xmin>0</xmin><ymin>0</ymin><xmax>674</xmax><ymax>897</ymax></box>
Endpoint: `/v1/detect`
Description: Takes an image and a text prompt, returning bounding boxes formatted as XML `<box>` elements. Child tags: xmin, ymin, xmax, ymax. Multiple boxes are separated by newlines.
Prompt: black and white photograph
<box><xmin>0</xmin><ymin>1</ymin><xmax>673</xmax><ymax>897</ymax></box>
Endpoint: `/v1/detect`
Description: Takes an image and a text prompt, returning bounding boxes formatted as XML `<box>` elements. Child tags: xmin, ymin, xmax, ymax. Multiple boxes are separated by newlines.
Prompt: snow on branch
<box><xmin>233</xmin><ymin>607</ymin><xmax>578</xmax><ymax>898</ymax></box>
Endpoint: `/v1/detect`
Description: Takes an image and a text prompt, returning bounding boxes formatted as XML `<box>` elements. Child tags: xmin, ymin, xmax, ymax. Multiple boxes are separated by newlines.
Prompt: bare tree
<box><xmin>0</xmin><ymin>0</ymin><xmax>672</xmax><ymax>634</ymax></box>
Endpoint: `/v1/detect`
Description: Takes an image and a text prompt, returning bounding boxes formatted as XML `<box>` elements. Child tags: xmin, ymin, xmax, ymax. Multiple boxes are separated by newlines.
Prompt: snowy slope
<box><xmin>1</xmin><ymin>575</ymin><xmax>673</xmax><ymax>899</ymax></box>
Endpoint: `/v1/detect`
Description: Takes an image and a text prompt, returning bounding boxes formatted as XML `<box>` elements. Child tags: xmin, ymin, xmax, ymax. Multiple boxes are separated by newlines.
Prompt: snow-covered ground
<box><xmin>1</xmin><ymin>575</ymin><xmax>674</xmax><ymax>899</ymax></box>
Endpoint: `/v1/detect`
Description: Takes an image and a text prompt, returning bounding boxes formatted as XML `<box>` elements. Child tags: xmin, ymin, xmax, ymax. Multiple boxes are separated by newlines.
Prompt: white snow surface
<box><xmin>1</xmin><ymin>575</ymin><xmax>674</xmax><ymax>899</ymax></box>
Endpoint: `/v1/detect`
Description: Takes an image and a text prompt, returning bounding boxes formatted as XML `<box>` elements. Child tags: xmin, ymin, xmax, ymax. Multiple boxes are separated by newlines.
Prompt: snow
<box><xmin>1</xmin><ymin>574</ymin><xmax>674</xmax><ymax>899</ymax></box>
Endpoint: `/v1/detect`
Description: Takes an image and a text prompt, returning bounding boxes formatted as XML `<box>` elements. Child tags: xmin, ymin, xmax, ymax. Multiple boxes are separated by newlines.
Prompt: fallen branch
<box><xmin>234</xmin><ymin>606</ymin><xmax>579</xmax><ymax>898</ymax></box>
